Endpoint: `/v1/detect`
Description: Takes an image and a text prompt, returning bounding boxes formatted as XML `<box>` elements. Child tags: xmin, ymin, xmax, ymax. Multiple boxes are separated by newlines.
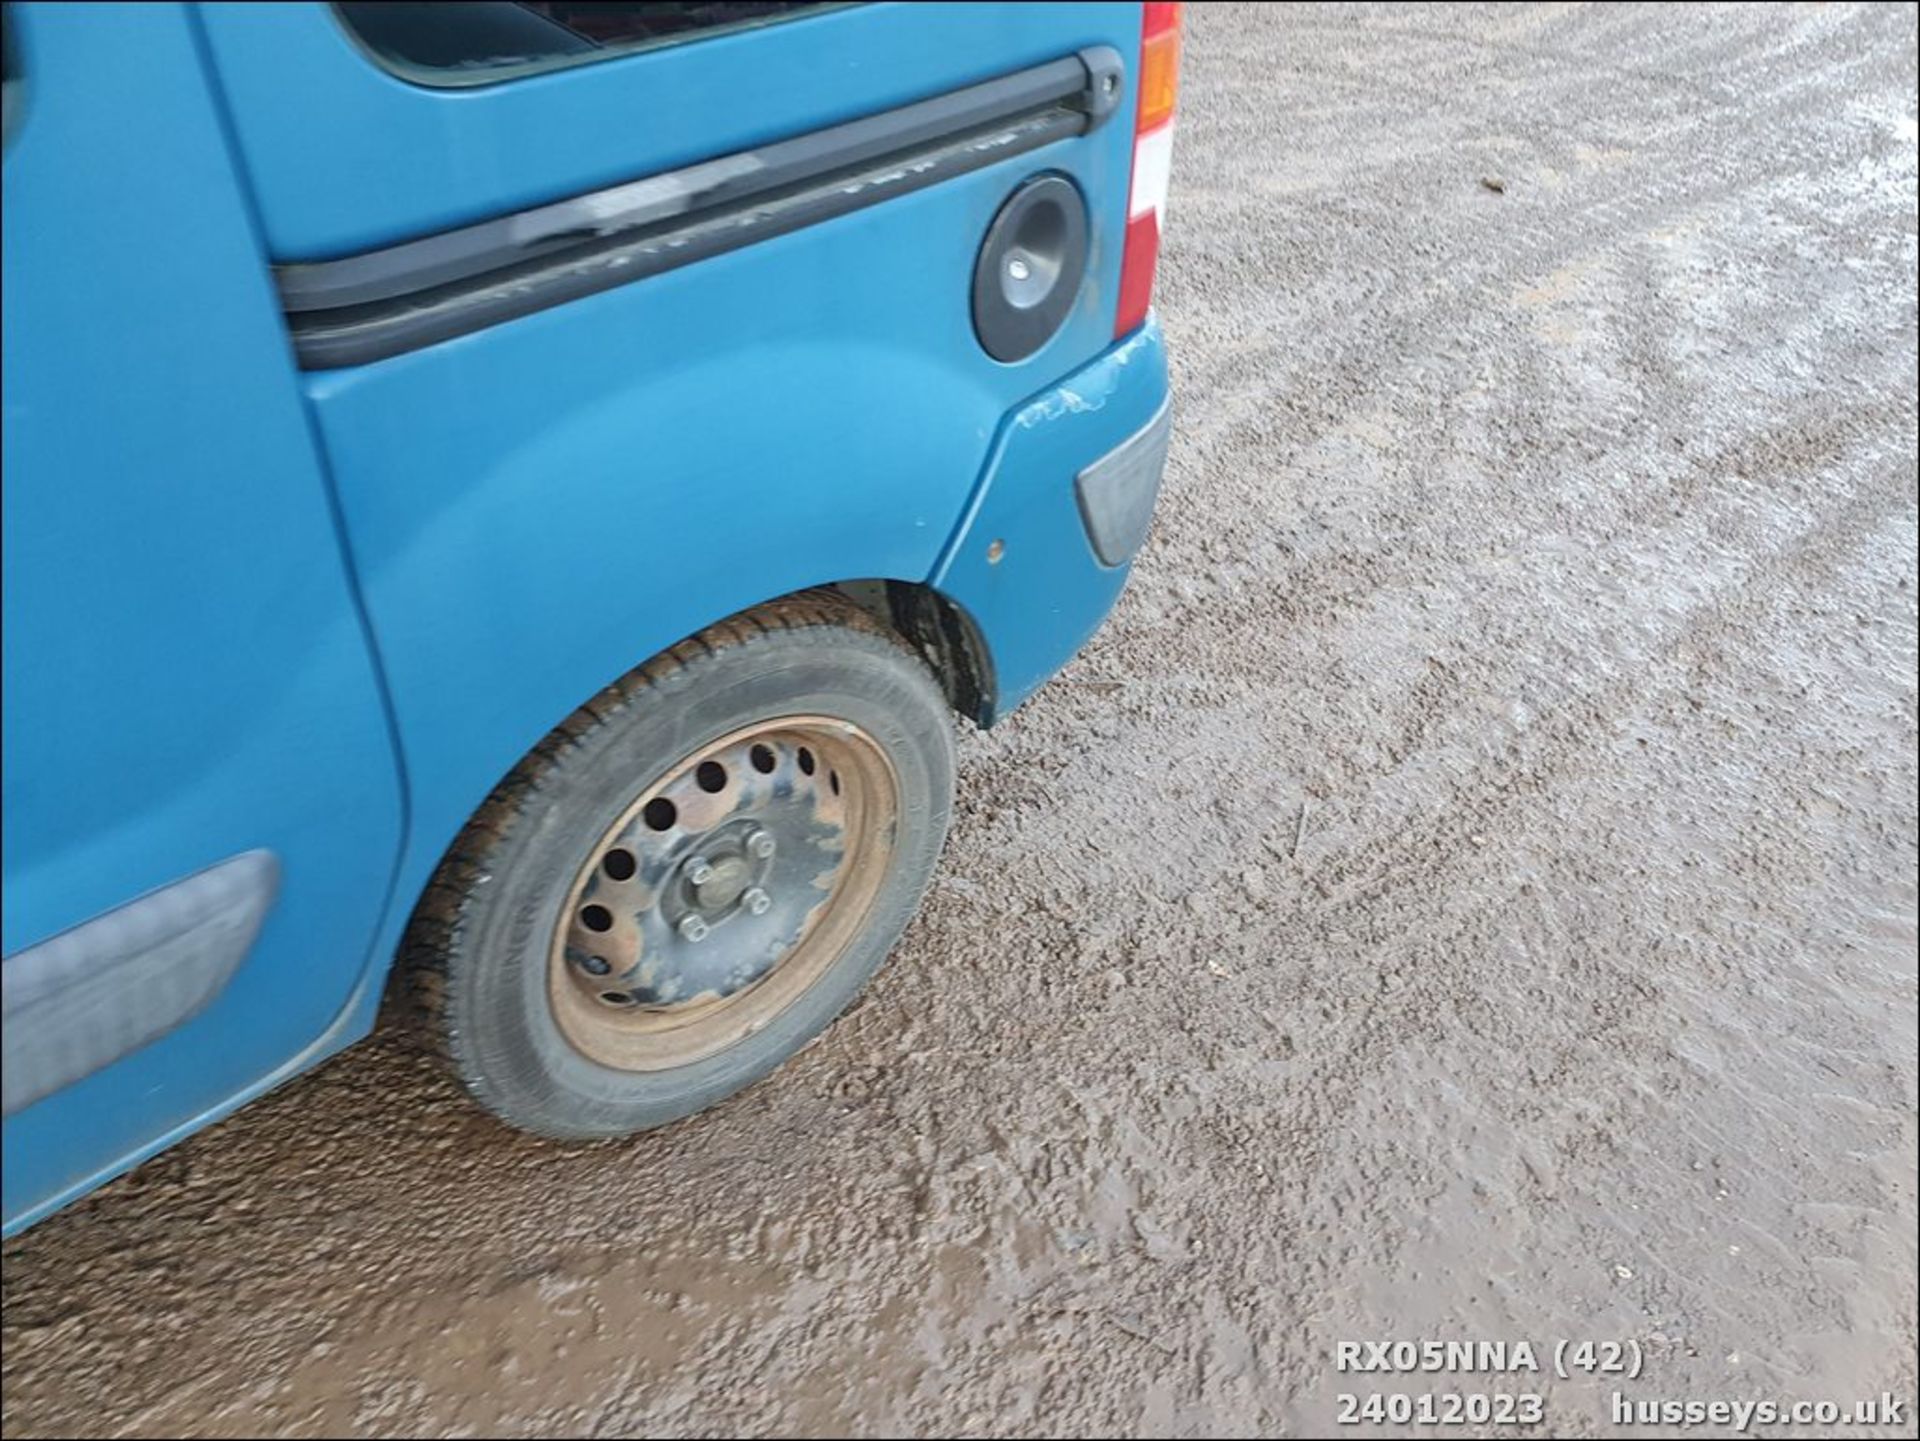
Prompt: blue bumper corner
<box><xmin>930</xmin><ymin>320</ymin><xmax>1171</xmax><ymax>721</ymax></box>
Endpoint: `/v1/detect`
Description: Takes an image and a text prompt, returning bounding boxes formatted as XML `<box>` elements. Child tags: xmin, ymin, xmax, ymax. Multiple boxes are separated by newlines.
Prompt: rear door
<box><xmin>0</xmin><ymin>3</ymin><xmax>404</xmax><ymax>1231</ymax></box>
<box><xmin>195</xmin><ymin>2</ymin><xmax>1143</xmax><ymax>917</ymax></box>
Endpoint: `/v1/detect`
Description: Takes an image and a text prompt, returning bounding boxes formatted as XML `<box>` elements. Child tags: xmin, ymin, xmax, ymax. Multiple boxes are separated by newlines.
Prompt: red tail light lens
<box><xmin>1115</xmin><ymin>1</ymin><xmax>1181</xmax><ymax>339</ymax></box>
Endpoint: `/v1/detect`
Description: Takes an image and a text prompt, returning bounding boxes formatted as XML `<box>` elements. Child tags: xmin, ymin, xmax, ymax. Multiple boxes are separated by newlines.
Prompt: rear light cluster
<box><xmin>1114</xmin><ymin>1</ymin><xmax>1182</xmax><ymax>339</ymax></box>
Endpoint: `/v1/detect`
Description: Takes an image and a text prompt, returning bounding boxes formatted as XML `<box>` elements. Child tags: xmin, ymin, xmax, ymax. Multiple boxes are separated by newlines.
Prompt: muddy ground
<box><xmin>5</xmin><ymin>3</ymin><xmax>1917</xmax><ymax>1437</ymax></box>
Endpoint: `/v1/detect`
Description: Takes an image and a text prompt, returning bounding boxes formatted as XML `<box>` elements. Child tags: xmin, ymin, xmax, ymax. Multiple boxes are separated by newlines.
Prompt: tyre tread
<box><xmin>398</xmin><ymin>590</ymin><xmax>928</xmax><ymax>1119</ymax></box>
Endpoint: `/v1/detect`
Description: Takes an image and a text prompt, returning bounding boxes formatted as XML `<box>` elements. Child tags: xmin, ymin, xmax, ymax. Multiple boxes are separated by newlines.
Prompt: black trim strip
<box><xmin>280</xmin><ymin>46</ymin><xmax>1124</xmax><ymax>369</ymax></box>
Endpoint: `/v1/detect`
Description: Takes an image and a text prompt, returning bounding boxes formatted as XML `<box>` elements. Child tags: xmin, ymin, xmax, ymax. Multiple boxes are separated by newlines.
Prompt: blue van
<box><xmin>0</xmin><ymin>1</ymin><xmax>1178</xmax><ymax>1235</ymax></box>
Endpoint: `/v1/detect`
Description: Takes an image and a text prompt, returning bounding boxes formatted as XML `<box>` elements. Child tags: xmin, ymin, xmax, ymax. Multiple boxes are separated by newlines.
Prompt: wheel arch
<box><xmin>827</xmin><ymin>580</ymin><xmax>997</xmax><ymax>729</ymax></box>
<box><xmin>362</xmin><ymin>578</ymin><xmax>992</xmax><ymax>1022</ymax></box>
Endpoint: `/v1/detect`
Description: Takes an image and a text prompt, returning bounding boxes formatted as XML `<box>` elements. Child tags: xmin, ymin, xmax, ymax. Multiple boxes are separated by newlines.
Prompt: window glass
<box><xmin>335</xmin><ymin>2</ymin><xmax>844</xmax><ymax>87</ymax></box>
<box><xmin>2</xmin><ymin>3</ymin><xmax>22</xmax><ymax>148</ymax></box>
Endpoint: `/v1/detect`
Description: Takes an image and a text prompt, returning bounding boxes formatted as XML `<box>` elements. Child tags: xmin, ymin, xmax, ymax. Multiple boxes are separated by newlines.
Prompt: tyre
<box><xmin>402</xmin><ymin>593</ymin><xmax>956</xmax><ymax>1138</ymax></box>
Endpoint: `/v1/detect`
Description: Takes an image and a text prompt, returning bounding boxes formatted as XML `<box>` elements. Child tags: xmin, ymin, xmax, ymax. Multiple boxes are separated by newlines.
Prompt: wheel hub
<box><xmin>686</xmin><ymin>852</ymin><xmax>753</xmax><ymax>913</ymax></box>
<box><xmin>546</xmin><ymin>718</ymin><xmax>899</xmax><ymax>1071</ymax></box>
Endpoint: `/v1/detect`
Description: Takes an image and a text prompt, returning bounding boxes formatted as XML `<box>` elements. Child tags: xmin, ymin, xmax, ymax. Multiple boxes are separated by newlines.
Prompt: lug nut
<box><xmin>747</xmin><ymin>830</ymin><xmax>776</xmax><ymax>859</ymax></box>
<box><xmin>742</xmin><ymin>887</ymin><xmax>772</xmax><ymax>916</ymax></box>
<box><xmin>686</xmin><ymin>856</ymin><xmax>714</xmax><ymax>885</ymax></box>
<box><xmin>677</xmin><ymin>914</ymin><xmax>710</xmax><ymax>943</ymax></box>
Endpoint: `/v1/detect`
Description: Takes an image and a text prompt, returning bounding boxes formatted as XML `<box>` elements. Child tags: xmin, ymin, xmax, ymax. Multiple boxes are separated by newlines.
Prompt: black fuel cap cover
<box><xmin>972</xmin><ymin>173</ymin><xmax>1089</xmax><ymax>364</ymax></box>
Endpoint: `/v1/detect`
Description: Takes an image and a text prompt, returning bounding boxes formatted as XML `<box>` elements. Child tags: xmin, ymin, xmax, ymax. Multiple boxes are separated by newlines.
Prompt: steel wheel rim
<box><xmin>547</xmin><ymin>716</ymin><xmax>899</xmax><ymax>1071</ymax></box>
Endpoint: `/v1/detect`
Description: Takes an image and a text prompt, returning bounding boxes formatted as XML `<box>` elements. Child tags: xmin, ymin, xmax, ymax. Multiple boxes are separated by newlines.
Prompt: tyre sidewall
<box><xmin>448</xmin><ymin>628</ymin><xmax>953</xmax><ymax>1137</ymax></box>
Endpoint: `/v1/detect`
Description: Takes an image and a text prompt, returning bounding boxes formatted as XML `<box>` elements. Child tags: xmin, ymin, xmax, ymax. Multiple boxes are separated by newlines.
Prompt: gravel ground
<box><xmin>4</xmin><ymin>3</ymin><xmax>1917</xmax><ymax>1437</ymax></box>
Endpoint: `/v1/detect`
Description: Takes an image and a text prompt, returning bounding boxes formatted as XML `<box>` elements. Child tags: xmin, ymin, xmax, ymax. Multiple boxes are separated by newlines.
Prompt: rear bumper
<box><xmin>1077</xmin><ymin>391</ymin><xmax>1173</xmax><ymax>566</ymax></box>
<box><xmin>930</xmin><ymin>320</ymin><xmax>1170</xmax><ymax>721</ymax></box>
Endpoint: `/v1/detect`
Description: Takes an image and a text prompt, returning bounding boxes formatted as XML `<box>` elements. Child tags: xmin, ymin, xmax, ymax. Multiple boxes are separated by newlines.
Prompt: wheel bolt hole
<box><xmin>579</xmin><ymin>904</ymin><xmax>614</xmax><ymax>933</ymax></box>
<box><xmin>601</xmin><ymin>848</ymin><xmax>637</xmax><ymax>881</ymax></box>
<box><xmin>797</xmin><ymin>747</ymin><xmax>816</xmax><ymax>776</ymax></box>
<box><xmin>829</xmin><ymin>770</ymin><xmax>840</xmax><ymax>796</ymax></box>
<box><xmin>643</xmin><ymin>797</ymin><xmax>677</xmax><ymax>831</ymax></box>
<box><xmin>750</xmin><ymin>743</ymin><xmax>777</xmax><ymax>774</ymax></box>
<box><xmin>598</xmin><ymin>990</ymin><xmax>636</xmax><ymax>1007</ymax></box>
<box><xmin>696</xmin><ymin>760</ymin><xmax>728</xmax><ymax>793</ymax></box>
<box><xmin>576</xmin><ymin>954</ymin><xmax>612</xmax><ymax>976</ymax></box>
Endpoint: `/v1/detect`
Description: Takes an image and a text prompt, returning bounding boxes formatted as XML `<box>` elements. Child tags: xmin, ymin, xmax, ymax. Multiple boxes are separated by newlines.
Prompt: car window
<box><xmin>334</xmin><ymin>2</ymin><xmax>845</xmax><ymax>87</ymax></box>
<box><xmin>2</xmin><ymin>3</ymin><xmax>22</xmax><ymax>149</ymax></box>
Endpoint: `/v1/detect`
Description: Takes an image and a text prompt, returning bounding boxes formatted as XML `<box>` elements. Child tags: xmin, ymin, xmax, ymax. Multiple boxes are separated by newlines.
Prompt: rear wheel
<box><xmin>403</xmin><ymin>594</ymin><xmax>955</xmax><ymax>1138</ymax></box>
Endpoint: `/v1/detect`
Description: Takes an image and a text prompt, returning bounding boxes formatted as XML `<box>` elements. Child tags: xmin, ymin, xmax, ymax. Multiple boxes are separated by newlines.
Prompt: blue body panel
<box><xmin>0</xmin><ymin>3</ymin><xmax>406</xmax><ymax>1231</ymax></box>
<box><xmin>935</xmin><ymin>322</ymin><xmax>1169</xmax><ymax>712</ymax></box>
<box><xmin>1</xmin><ymin>0</ymin><xmax>1168</xmax><ymax>1235</ymax></box>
